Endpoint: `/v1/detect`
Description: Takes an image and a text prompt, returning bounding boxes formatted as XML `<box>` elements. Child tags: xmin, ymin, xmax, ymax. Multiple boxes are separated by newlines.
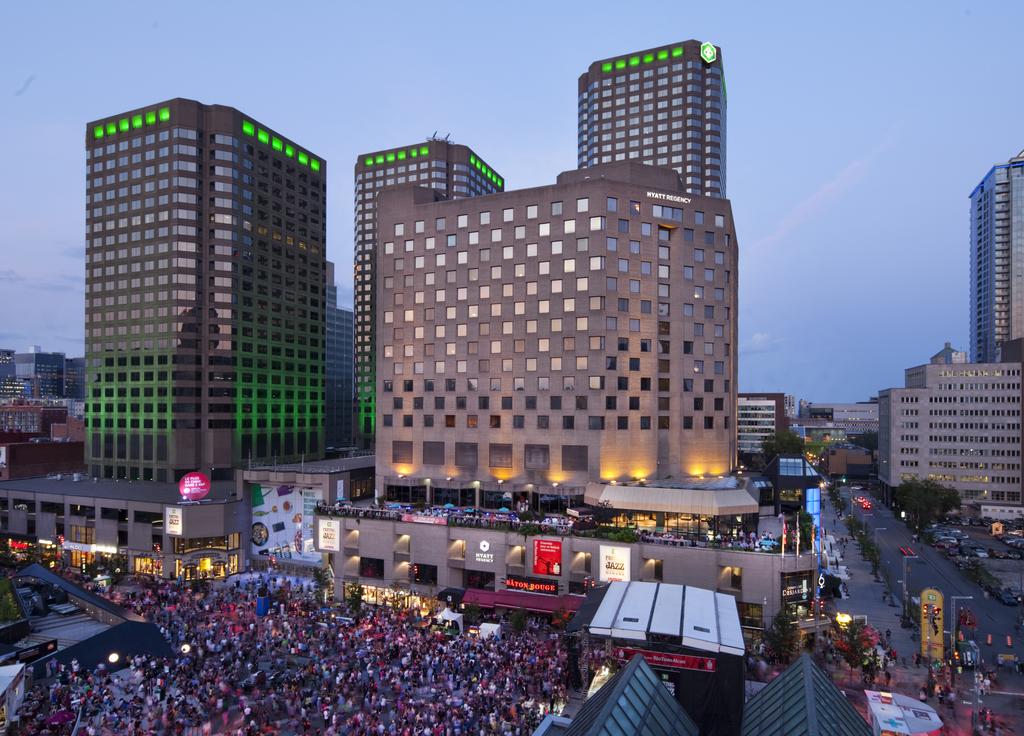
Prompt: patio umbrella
<box><xmin>498</xmin><ymin>507</ymin><xmax>510</xmax><ymax>512</ymax></box>
<box><xmin>443</xmin><ymin>503</ymin><xmax>455</xmax><ymax>509</ymax></box>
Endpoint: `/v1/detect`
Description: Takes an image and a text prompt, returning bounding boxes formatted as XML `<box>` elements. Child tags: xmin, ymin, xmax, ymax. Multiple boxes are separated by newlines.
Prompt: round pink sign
<box><xmin>179</xmin><ymin>472</ymin><xmax>211</xmax><ymax>501</ymax></box>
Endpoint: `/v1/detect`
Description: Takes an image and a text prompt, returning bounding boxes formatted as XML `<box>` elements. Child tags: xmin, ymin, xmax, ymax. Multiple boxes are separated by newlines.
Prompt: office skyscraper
<box><xmin>326</xmin><ymin>261</ymin><xmax>355</xmax><ymax>449</ymax></box>
<box><xmin>970</xmin><ymin>150</ymin><xmax>1024</xmax><ymax>362</ymax></box>
<box><xmin>0</xmin><ymin>350</ymin><xmax>20</xmax><ymax>400</ymax></box>
<box><xmin>85</xmin><ymin>99</ymin><xmax>326</xmax><ymax>482</ymax></box>
<box><xmin>374</xmin><ymin>162</ymin><xmax>738</xmax><ymax>506</ymax></box>
<box><xmin>14</xmin><ymin>347</ymin><xmax>66</xmax><ymax>399</ymax></box>
<box><xmin>577</xmin><ymin>40</ymin><xmax>726</xmax><ymax>198</ymax></box>
<box><xmin>64</xmin><ymin>357</ymin><xmax>86</xmax><ymax>401</ymax></box>
<box><xmin>354</xmin><ymin>141</ymin><xmax>504</xmax><ymax>445</ymax></box>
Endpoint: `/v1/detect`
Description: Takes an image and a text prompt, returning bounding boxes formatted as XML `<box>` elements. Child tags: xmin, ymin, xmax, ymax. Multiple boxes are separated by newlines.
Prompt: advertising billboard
<box><xmin>318</xmin><ymin>518</ymin><xmax>341</xmax><ymax>552</ymax></box>
<box><xmin>533</xmin><ymin>539</ymin><xmax>563</xmax><ymax>576</ymax></box>
<box><xmin>164</xmin><ymin>506</ymin><xmax>183</xmax><ymax>537</ymax></box>
<box><xmin>505</xmin><ymin>575</ymin><xmax>559</xmax><ymax>595</ymax></box>
<box><xmin>920</xmin><ymin>587</ymin><xmax>944</xmax><ymax>661</ymax></box>
<box><xmin>599</xmin><ymin>545</ymin><xmax>631</xmax><ymax>582</ymax></box>
<box><xmin>178</xmin><ymin>472</ymin><xmax>211</xmax><ymax>502</ymax></box>
<box><xmin>250</xmin><ymin>484</ymin><xmax>323</xmax><ymax>563</ymax></box>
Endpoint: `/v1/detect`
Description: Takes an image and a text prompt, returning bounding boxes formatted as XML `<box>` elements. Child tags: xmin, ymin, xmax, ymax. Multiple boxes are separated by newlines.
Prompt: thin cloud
<box><xmin>750</xmin><ymin>125</ymin><xmax>902</xmax><ymax>251</ymax></box>
<box><xmin>13</xmin><ymin>74</ymin><xmax>35</xmax><ymax>96</ymax></box>
<box><xmin>740</xmin><ymin>332</ymin><xmax>783</xmax><ymax>355</ymax></box>
<box><xmin>0</xmin><ymin>270</ymin><xmax>23</xmax><ymax>283</ymax></box>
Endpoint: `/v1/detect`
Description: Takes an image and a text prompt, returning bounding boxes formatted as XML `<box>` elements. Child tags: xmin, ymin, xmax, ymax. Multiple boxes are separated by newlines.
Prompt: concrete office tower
<box><xmin>325</xmin><ymin>261</ymin><xmax>355</xmax><ymax>449</ymax></box>
<box><xmin>878</xmin><ymin>341</ymin><xmax>1023</xmax><ymax>516</ymax></box>
<box><xmin>737</xmin><ymin>393</ymin><xmax>788</xmax><ymax>456</ymax></box>
<box><xmin>578</xmin><ymin>40</ymin><xmax>726</xmax><ymax>198</ymax></box>
<box><xmin>354</xmin><ymin>141</ymin><xmax>504</xmax><ymax>446</ymax></box>
<box><xmin>84</xmin><ymin>99</ymin><xmax>327</xmax><ymax>483</ymax></box>
<box><xmin>0</xmin><ymin>350</ymin><xmax>18</xmax><ymax>400</ymax></box>
<box><xmin>374</xmin><ymin>162</ymin><xmax>738</xmax><ymax>506</ymax></box>
<box><xmin>970</xmin><ymin>151</ymin><xmax>1024</xmax><ymax>362</ymax></box>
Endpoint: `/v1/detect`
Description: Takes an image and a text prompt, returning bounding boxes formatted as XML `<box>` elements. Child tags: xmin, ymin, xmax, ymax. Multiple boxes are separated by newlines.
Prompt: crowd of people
<box><xmin>15</xmin><ymin>573</ymin><xmax>568</xmax><ymax>735</ymax></box>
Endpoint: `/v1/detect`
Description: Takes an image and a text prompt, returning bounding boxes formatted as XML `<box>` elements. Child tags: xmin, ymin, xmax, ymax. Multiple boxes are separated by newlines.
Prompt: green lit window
<box><xmin>93</xmin><ymin>126</ymin><xmax>104</xmax><ymax>139</ymax></box>
<box><xmin>285</xmin><ymin>145</ymin><xmax>295</xmax><ymax>158</ymax></box>
<box><xmin>628</xmin><ymin>56</ymin><xmax>640</xmax><ymax>66</ymax></box>
<box><xmin>497</xmin><ymin>178</ymin><xmax>503</xmax><ymax>187</ymax></box>
<box><xmin>298</xmin><ymin>152</ymin><xmax>309</xmax><ymax>165</ymax></box>
<box><xmin>474</xmin><ymin>160</ymin><xmax>482</xmax><ymax>169</ymax></box>
<box><xmin>271</xmin><ymin>136</ymin><xmax>283</xmax><ymax>151</ymax></box>
<box><xmin>601</xmin><ymin>61</ymin><xmax>613</xmax><ymax>73</ymax></box>
<box><xmin>106</xmin><ymin>122</ymin><xmax>117</xmax><ymax>135</ymax></box>
<box><xmin>257</xmin><ymin>129</ymin><xmax>270</xmax><ymax>144</ymax></box>
<box><xmin>419</xmin><ymin>146</ymin><xmax>428</xmax><ymax>155</ymax></box>
<box><xmin>396</xmin><ymin>150</ymin><xmax>406</xmax><ymax>160</ymax></box>
<box><xmin>131</xmin><ymin>114</ymin><xmax>143</xmax><ymax>129</ymax></box>
<box><xmin>242</xmin><ymin>120</ymin><xmax>255</xmax><ymax>136</ymax></box>
<box><xmin>158</xmin><ymin>107</ymin><xmax>170</xmax><ymax>122</ymax></box>
<box><xmin>657</xmin><ymin>49</ymin><xmax>669</xmax><ymax>60</ymax></box>
<box><xmin>643</xmin><ymin>53</ymin><xmax>654</xmax><ymax>63</ymax></box>
<box><xmin>145</xmin><ymin>111</ymin><xmax>157</xmax><ymax>125</ymax></box>
<box><xmin>671</xmin><ymin>47</ymin><xmax>683</xmax><ymax>57</ymax></box>
<box><xmin>469</xmin><ymin>154</ymin><xmax>477</xmax><ymax>164</ymax></box>
<box><xmin>374</xmin><ymin>154</ymin><xmax>384</xmax><ymax>164</ymax></box>
<box><xmin>118</xmin><ymin>118</ymin><xmax>130</xmax><ymax>132</ymax></box>
<box><xmin>410</xmin><ymin>149</ymin><xmax>418</xmax><ymax>158</ymax></box>
<box><xmin>615</xmin><ymin>59</ymin><xmax>626</xmax><ymax>70</ymax></box>
<box><xmin>364</xmin><ymin>157</ymin><xmax>374</xmax><ymax>166</ymax></box>
<box><xmin>385</xmin><ymin>152</ymin><xmax>395</xmax><ymax>162</ymax></box>
<box><xmin>310</xmin><ymin>159</ymin><xmax>320</xmax><ymax>172</ymax></box>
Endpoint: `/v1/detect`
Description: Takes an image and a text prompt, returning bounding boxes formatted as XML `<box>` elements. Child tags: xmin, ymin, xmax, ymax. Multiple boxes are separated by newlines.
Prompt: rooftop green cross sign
<box><xmin>700</xmin><ymin>42</ymin><xmax>717</xmax><ymax>64</ymax></box>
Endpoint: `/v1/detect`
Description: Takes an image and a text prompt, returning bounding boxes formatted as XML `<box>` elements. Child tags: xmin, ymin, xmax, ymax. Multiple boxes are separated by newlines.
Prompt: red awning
<box><xmin>462</xmin><ymin>589</ymin><xmax>583</xmax><ymax>614</ymax></box>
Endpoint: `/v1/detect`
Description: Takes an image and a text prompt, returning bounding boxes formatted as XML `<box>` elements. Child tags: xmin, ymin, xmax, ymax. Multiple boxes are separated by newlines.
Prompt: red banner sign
<box><xmin>533</xmin><ymin>538</ymin><xmax>563</xmax><ymax>576</ymax></box>
<box><xmin>613</xmin><ymin>646</ymin><xmax>716</xmax><ymax>673</ymax></box>
<box><xmin>400</xmin><ymin>514</ymin><xmax>447</xmax><ymax>525</ymax></box>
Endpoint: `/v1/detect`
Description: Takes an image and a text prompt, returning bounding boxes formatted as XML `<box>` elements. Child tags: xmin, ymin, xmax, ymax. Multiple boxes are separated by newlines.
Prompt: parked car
<box><xmin>996</xmin><ymin>590</ymin><xmax>1020</xmax><ymax>606</ymax></box>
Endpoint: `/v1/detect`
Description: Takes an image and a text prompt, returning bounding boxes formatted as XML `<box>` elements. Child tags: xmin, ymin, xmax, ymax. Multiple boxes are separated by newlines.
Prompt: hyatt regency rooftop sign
<box><xmin>646</xmin><ymin>191</ymin><xmax>691</xmax><ymax>204</ymax></box>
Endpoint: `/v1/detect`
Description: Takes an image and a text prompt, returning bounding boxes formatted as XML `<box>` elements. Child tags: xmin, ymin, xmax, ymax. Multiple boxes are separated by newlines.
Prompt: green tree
<box><xmin>762</xmin><ymin>607</ymin><xmax>800</xmax><ymax>664</ymax></box>
<box><xmin>894</xmin><ymin>479</ymin><xmax>961</xmax><ymax>533</ymax></box>
<box><xmin>462</xmin><ymin>602</ymin><xmax>482</xmax><ymax>626</ymax></box>
<box><xmin>761</xmin><ymin>430</ymin><xmax>804</xmax><ymax>461</ymax></box>
<box><xmin>509</xmin><ymin>607</ymin><xmax>528</xmax><ymax>633</ymax></box>
<box><xmin>833</xmin><ymin>619</ymin><xmax>880</xmax><ymax>683</ymax></box>
<box><xmin>344</xmin><ymin>582</ymin><xmax>364</xmax><ymax>617</ymax></box>
<box><xmin>312</xmin><ymin>566</ymin><xmax>334</xmax><ymax>601</ymax></box>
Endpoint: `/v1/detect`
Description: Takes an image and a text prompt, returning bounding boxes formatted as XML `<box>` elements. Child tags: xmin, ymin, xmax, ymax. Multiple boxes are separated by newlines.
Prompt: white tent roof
<box><xmin>0</xmin><ymin>664</ymin><xmax>23</xmax><ymax>695</ymax></box>
<box><xmin>584</xmin><ymin>582</ymin><xmax>745</xmax><ymax>655</ymax></box>
<box><xmin>584</xmin><ymin>481</ymin><xmax>758</xmax><ymax>515</ymax></box>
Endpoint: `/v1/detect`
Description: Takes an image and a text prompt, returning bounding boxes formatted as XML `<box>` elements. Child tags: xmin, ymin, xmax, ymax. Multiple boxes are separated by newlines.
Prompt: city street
<box><xmin>822</xmin><ymin>486</ymin><xmax>1024</xmax><ymax>732</ymax></box>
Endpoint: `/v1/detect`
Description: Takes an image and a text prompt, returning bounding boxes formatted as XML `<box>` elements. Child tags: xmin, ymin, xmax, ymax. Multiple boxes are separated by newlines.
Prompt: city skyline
<box><xmin>3</xmin><ymin>2</ymin><xmax>1024</xmax><ymax>403</ymax></box>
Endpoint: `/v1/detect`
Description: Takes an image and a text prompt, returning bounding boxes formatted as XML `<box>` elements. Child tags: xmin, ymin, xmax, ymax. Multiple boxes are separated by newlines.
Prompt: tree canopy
<box><xmin>894</xmin><ymin>478</ymin><xmax>961</xmax><ymax>532</ymax></box>
<box><xmin>761</xmin><ymin>430</ymin><xmax>804</xmax><ymax>460</ymax></box>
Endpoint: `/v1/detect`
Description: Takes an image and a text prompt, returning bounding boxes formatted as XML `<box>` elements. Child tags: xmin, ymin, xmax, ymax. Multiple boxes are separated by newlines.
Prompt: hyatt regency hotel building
<box><xmin>375</xmin><ymin>162</ymin><xmax>738</xmax><ymax>509</ymax></box>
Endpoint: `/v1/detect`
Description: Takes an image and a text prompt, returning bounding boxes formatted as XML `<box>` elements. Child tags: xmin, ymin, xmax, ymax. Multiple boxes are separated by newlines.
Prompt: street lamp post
<box><xmin>948</xmin><ymin>595</ymin><xmax>972</xmax><ymax>685</ymax></box>
<box><xmin>901</xmin><ymin>554</ymin><xmax>919</xmax><ymax>619</ymax></box>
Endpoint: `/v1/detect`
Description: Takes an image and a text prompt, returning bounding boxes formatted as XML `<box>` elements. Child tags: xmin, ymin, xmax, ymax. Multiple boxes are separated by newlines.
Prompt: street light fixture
<box><xmin>900</xmin><ymin>554</ymin><xmax>919</xmax><ymax>618</ymax></box>
<box><xmin>949</xmin><ymin>595</ymin><xmax>973</xmax><ymax>684</ymax></box>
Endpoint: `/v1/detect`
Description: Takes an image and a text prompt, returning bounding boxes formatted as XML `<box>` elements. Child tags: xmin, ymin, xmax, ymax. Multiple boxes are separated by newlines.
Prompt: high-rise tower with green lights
<box><xmin>84</xmin><ymin>98</ymin><xmax>327</xmax><ymax>483</ymax></box>
<box><xmin>353</xmin><ymin>141</ymin><xmax>504</xmax><ymax>446</ymax></box>
<box><xmin>578</xmin><ymin>40</ymin><xmax>726</xmax><ymax>198</ymax></box>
